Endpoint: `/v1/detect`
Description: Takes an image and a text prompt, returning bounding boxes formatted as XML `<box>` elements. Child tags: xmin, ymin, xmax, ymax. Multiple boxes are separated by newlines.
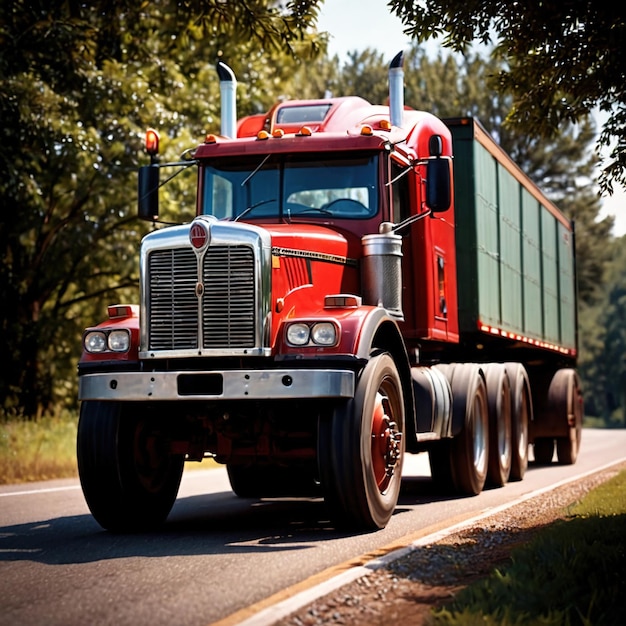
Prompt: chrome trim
<box><xmin>139</xmin><ymin>217</ymin><xmax>272</xmax><ymax>358</ymax></box>
<box><xmin>79</xmin><ymin>369</ymin><xmax>355</xmax><ymax>401</ymax></box>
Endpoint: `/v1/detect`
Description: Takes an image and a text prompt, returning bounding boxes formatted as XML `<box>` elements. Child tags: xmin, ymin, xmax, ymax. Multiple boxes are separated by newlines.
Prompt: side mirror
<box><xmin>426</xmin><ymin>135</ymin><xmax>451</xmax><ymax>213</ymax></box>
<box><xmin>138</xmin><ymin>165</ymin><xmax>159</xmax><ymax>221</ymax></box>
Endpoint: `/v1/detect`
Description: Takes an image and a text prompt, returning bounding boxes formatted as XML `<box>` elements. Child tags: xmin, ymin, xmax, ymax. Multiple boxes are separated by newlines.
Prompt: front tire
<box><xmin>319</xmin><ymin>353</ymin><xmax>405</xmax><ymax>530</ymax></box>
<box><xmin>77</xmin><ymin>401</ymin><xmax>184</xmax><ymax>532</ymax></box>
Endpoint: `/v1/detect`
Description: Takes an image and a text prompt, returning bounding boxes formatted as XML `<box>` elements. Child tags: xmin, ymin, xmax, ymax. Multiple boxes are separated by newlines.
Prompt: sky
<box><xmin>317</xmin><ymin>0</ymin><xmax>626</xmax><ymax>236</ymax></box>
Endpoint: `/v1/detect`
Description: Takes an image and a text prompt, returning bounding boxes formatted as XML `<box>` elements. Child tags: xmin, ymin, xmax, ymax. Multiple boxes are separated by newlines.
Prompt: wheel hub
<box><xmin>372</xmin><ymin>393</ymin><xmax>402</xmax><ymax>491</ymax></box>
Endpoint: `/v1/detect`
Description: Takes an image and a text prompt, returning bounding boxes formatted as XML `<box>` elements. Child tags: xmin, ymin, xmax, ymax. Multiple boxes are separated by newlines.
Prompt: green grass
<box><xmin>0</xmin><ymin>411</ymin><xmax>79</xmax><ymax>484</ymax></box>
<box><xmin>0</xmin><ymin>410</ymin><xmax>220</xmax><ymax>485</ymax></box>
<box><xmin>431</xmin><ymin>470</ymin><xmax>626</xmax><ymax>626</ymax></box>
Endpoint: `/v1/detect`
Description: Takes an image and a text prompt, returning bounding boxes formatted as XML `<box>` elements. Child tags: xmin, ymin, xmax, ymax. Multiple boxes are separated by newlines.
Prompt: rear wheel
<box><xmin>533</xmin><ymin>438</ymin><xmax>555</xmax><ymax>464</ymax></box>
<box><xmin>77</xmin><ymin>401</ymin><xmax>184</xmax><ymax>532</ymax></box>
<box><xmin>319</xmin><ymin>353</ymin><xmax>405</xmax><ymax>530</ymax></box>
<box><xmin>447</xmin><ymin>364</ymin><xmax>489</xmax><ymax>496</ymax></box>
<box><xmin>506</xmin><ymin>363</ymin><xmax>531</xmax><ymax>481</ymax></box>
<box><xmin>484</xmin><ymin>364</ymin><xmax>512</xmax><ymax>487</ymax></box>
<box><xmin>550</xmin><ymin>369</ymin><xmax>583</xmax><ymax>465</ymax></box>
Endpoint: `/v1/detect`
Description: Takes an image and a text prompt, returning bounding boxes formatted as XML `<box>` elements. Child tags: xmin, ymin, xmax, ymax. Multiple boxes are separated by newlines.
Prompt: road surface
<box><xmin>1</xmin><ymin>428</ymin><xmax>625</xmax><ymax>626</ymax></box>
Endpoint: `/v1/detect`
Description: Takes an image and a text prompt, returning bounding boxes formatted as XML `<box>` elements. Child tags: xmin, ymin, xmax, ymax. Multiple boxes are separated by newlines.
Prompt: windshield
<box><xmin>202</xmin><ymin>152</ymin><xmax>379</xmax><ymax>221</ymax></box>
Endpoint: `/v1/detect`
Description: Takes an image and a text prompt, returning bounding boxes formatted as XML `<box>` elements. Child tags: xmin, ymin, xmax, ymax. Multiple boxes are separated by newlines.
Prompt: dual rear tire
<box><xmin>533</xmin><ymin>369</ymin><xmax>583</xmax><ymax>465</ymax></box>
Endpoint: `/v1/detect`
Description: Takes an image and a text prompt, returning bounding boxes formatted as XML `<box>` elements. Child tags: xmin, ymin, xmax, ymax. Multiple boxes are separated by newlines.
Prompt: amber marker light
<box><xmin>297</xmin><ymin>126</ymin><xmax>312</xmax><ymax>136</ymax></box>
<box><xmin>272</xmin><ymin>128</ymin><xmax>284</xmax><ymax>138</ymax></box>
<box><xmin>256</xmin><ymin>130</ymin><xmax>270</xmax><ymax>140</ymax></box>
<box><xmin>379</xmin><ymin>119</ymin><xmax>392</xmax><ymax>131</ymax></box>
<box><xmin>205</xmin><ymin>134</ymin><xmax>218</xmax><ymax>144</ymax></box>
<box><xmin>145</xmin><ymin>128</ymin><xmax>160</xmax><ymax>156</ymax></box>
<box><xmin>360</xmin><ymin>125</ymin><xmax>373</xmax><ymax>136</ymax></box>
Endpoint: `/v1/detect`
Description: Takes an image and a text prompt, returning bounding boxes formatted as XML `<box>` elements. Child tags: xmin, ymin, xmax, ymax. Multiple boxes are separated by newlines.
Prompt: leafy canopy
<box><xmin>388</xmin><ymin>1</ymin><xmax>626</xmax><ymax>194</ymax></box>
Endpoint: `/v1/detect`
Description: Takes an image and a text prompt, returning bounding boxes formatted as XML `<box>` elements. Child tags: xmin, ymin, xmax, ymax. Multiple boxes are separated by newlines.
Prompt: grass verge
<box><xmin>432</xmin><ymin>470</ymin><xmax>626</xmax><ymax>625</ymax></box>
<box><xmin>0</xmin><ymin>411</ymin><xmax>220</xmax><ymax>485</ymax></box>
<box><xmin>0</xmin><ymin>412</ymin><xmax>79</xmax><ymax>484</ymax></box>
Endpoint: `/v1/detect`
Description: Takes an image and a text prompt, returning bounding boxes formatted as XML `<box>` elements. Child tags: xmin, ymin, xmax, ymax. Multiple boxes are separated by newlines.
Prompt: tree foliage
<box><xmin>579</xmin><ymin>238</ymin><xmax>626</xmax><ymax>426</ymax></box>
<box><xmin>388</xmin><ymin>1</ymin><xmax>626</xmax><ymax>195</ymax></box>
<box><xmin>0</xmin><ymin>0</ymin><xmax>323</xmax><ymax>416</ymax></box>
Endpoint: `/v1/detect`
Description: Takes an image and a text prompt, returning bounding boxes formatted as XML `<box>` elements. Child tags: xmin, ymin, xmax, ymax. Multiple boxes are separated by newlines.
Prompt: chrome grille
<box><xmin>147</xmin><ymin>246</ymin><xmax>255</xmax><ymax>351</ymax></box>
<box><xmin>202</xmin><ymin>246</ymin><xmax>255</xmax><ymax>347</ymax></box>
<box><xmin>149</xmin><ymin>249</ymin><xmax>198</xmax><ymax>350</ymax></box>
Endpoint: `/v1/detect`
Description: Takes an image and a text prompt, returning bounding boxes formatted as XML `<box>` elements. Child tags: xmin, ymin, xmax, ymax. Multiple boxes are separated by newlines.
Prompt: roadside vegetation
<box><xmin>0</xmin><ymin>410</ymin><xmax>78</xmax><ymax>484</ymax></box>
<box><xmin>432</xmin><ymin>470</ymin><xmax>626</xmax><ymax>625</ymax></box>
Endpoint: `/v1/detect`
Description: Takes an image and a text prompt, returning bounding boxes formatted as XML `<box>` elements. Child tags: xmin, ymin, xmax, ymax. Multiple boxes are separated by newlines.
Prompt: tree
<box><xmin>387</xmin><ymin>1</ymin><xmax>626</xmax><ymax>195</ymax></box>
<box><xmin>579</xmin><ymin>238</ymin><xmax>626</xmax><ymax>426</ymax></box>
<box><xmin>0</xmin><ymin>0</ymin><xmax>324</xmax><ymax>417</ymax></box>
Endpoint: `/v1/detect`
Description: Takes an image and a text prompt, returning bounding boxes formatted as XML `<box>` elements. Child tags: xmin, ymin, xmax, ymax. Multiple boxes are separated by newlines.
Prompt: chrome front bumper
<box><xmin>79</xmin><ymin>369</ymin><xmax>355</xmax><ymax>401</ymax></box>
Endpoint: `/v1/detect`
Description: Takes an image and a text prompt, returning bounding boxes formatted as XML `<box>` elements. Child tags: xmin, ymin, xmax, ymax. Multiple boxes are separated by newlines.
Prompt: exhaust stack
<box><xmin>388</xmin><ymin>51</ymin><xmax>404</xmax><ymax>128</ymax></box>
<box><xmin>216</xmin><ymin>61</ymin><xmax>237</xmax><ymax>138</ymax></box>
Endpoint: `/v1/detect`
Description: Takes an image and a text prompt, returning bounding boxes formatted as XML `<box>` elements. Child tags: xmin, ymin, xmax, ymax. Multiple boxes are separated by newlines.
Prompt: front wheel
<box><xmin>319</xmin><ymin>353</ymin><xmax>405</xmax><ymax>530</ymax></box>
<box><xmin>77</xmin><ymin>401</ymin><xmax>184</xmax><ymax>532</ymax></box>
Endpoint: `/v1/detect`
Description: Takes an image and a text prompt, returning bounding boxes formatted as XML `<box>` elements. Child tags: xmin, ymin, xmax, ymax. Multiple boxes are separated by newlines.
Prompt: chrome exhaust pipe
<box><xmin>216</xmin><ymin>60</ymin><xmax>237</xmax><ymax>138</ymax></box>
<box><xmin>389</xmin><ymin>51</ymin><xmax>404</xmax><ymax>128</ymax></box>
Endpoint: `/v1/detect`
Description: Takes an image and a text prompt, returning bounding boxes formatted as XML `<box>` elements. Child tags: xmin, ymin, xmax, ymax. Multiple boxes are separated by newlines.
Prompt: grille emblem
<box><xmin>190</xmin><ymin>221</ymin><xmax>210</xmax><ymax>249</ymax></box>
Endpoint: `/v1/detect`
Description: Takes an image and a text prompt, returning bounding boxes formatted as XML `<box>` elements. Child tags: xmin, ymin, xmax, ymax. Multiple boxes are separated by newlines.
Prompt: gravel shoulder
<box><xmin>278</xmin><ymin>462</ymin><xmax>626</xmax><ymax>626</ymax></box>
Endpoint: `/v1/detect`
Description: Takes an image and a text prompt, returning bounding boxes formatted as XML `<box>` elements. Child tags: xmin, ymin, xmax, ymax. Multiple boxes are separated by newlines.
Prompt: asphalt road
<box><xmin>1</xmin><ymin>428</ymin><xmax>625</xmax><ymax>626</ymax></box>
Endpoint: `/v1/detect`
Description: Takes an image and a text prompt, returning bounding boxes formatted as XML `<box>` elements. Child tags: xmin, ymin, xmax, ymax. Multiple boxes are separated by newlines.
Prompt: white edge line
<box><xmin>0</xmin><ymin>485</ymin><xmax>81</xmax><ymax>498</ymax></box>
<box><xmin>234</xmin><ymin>456</ymin><xmax>626</xmax><ymax>626</ymax></box>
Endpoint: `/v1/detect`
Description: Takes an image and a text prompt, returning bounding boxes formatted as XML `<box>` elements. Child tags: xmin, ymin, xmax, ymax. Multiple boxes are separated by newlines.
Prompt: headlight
<box><xmin>311</xmin><ymin>322</ymin><xmax>337</xmax><ymax>346</ymax></box>
<box><xmin>286</xmin><ymin>322</ymin><xmax>338</xmax><ymax>347</ymax></box>
<box><xmin>108</xmin><ymin>329</ymin><xmax>130</xmax><ymax>352</ymax></box>
<box><xmin>84</xmin><ymin>331</ymin><xmax>107</xmax><ymax>353</ymax></box>
<box><xmin>286</xmin><ymin>323</ymin><xmax>310</xmax><ymax>346</ymax></box>
<box><xmin>84</xmin><ymin>329</ymin><xmax>131</xmax><ymax>354</ymax></box>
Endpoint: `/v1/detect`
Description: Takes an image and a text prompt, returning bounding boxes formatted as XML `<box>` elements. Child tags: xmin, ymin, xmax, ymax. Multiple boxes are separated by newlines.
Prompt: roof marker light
<box><xmin>108</xmin><ymin>304</ymin><xmax>138</xmax><ymax>319</ymax></box>
<box><xmin>379</xmin><ymin>119</ymin><xmax>392</xmax><ymax>131</ymax></box>
<box><xmin>145</xmin><ymin>128</ymin><xmax>160</xmax><ymax>156</ymax></box>
<box><xmin>297</xmin><ymin>126</ymin><xmax>312</xmax><ymax>136</ymax></box>
<box><xmin>360</xmin><ymin>125</ymin><xmax>373</xmax><ymax>136</ymax></box>
<box><xmin>325</xmin><ymin>294</ymin><xmax>362</xmax><ymax>308</ymax></box>
<box><xmin>272</xmin><ymin>128</ymin><xmax>284</xmax><ymax>138</ymax></box>
<box><xmin>256</xmin><ymin>130</ymin><xmax>270</xmax><ymax>140</ymax></box>
<box><xmin>205</xmin><ymin>134</ymin><xmax>218</xmax><ymax>144</ymax></box>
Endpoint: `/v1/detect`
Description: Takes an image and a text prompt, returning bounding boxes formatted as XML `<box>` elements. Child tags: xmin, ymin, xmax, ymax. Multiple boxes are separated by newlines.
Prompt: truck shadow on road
<box><xmin>0</xmin><ymin>467</ymin><xmax>550</xmax><ymax>568</ymax></box>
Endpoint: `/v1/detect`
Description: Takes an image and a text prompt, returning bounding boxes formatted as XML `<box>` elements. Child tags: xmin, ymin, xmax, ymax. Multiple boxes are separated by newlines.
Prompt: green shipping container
<box><xmin>446</xmin><ymin>118</ymin><xmax>577</xmax><ymax>353</ymax></box>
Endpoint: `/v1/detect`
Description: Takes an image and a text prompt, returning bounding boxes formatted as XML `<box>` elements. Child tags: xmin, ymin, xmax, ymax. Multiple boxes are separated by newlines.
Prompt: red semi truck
<box><xmin>77</xmin><ymin>55</ymin><xmax>583</xmax><ymax>532</ymax></box>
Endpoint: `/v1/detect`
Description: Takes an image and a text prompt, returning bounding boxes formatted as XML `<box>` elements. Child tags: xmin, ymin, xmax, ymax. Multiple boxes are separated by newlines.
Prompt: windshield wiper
<box><xmin>240</xmin><ymin>154</ymin><xmax>271</xmax><ymax>187</ymax></box>
<box><xmin>233</xmin><ymin>198</ymin><xmax>277</xmax><ymax>222</ymax></box>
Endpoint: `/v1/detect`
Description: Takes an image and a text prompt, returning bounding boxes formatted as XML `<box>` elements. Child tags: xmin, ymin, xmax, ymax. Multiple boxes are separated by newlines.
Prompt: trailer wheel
<box><xmin>549</xmin><ymin>369</ymin><xmax>583</xmax><ymax>465</ymax></box>
<box><xmin>77</xmin><ymin>401</ymin><xmax>184</xmax><ymax>532</ymax></box>
<box><xmin>533</xmin><ymin>438</ymin><xmax>555</xmax><ymax>464</ymax></box>
<box><xmin>506</xmin><ymin>363</ymin><xmax>531</xmax><ymax>481</ymax></box>
<box><xmin>448</xmin><ymin>364</ymin><xmax>489</xmax><ymax>496</ymax></box>
<box><xmin>484</xmin><ymin>364</ymin><xmax>512</xmax><ymax>487</ymax></box>
<box><xmin>318</xmin><ymin>353</ymin><xmax>405</xmax><ymax>530</ymax></box>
